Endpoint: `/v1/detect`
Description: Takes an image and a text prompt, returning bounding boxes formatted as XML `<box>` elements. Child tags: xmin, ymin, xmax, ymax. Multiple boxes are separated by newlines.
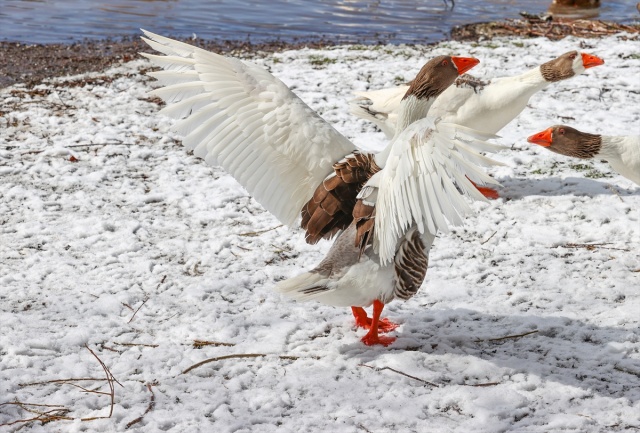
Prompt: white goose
<box><xmin>528</xmin><ymin>125</ymin><xmax>640</xmax><ymax>185</ymax></box>
<box><xmin>141</xmin><ymin>30</ymin><xmax>503</xmax><ymax>346</ymax></box>
<box><xmin>351</xmin><ymin>51</ymin><xmax>605</xmax><ymax>138</ymax></box>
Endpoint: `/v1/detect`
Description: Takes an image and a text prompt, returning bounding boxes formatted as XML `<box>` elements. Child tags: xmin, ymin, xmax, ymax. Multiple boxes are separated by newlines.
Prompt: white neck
<box><xmin>512</xmin><ymin>67</ymin><xmax>550</xmax><ymax>91</ymax></box>
<box><xmin>375</xmin><ymin>94</ymin><xmax>437</xmax><ymax>166</ymax></box>
<box><xmin>393</xmin><ymin>94</ymin><xmax>437</xmax><ymax>139</ymax></box>
<box><xmin>598</xmin><ymin>136</ymin><xmax>627</xmax><ymax>159</ymax></box>
<box><xmin>598</xmin><ymin>135</ymin><xmax>640</xmax><ymax>185</ymax></box>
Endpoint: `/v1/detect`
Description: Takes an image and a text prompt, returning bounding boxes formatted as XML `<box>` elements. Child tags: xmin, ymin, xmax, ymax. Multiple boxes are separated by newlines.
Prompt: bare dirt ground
<box><xmin>2</xmin><ymin>18</ymin><xmax>637</xmax><ymax>89</ymax></box>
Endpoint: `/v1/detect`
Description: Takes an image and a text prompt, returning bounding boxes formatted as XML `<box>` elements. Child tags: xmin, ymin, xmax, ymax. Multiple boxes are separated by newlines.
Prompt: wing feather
<box><xmin>141</xmin><ymin>29</ymin><xmax>356</xmax><ymax>226</ymax></box>
<box><xmin>374</xmin><ymin>118</ymin><xmax>505</xmax><ymax>263</ymax></box>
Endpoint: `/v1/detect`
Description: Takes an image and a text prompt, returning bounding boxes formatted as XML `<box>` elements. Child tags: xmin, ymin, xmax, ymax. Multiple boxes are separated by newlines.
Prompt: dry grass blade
<box><xmin>125</xmin><ymin>383</ymin><xmax>156</xmax><ymax>429</ymax></box>
<box><xmin>474</xmin><ymin>330</ymin><xmax>539</xmax><ymax>343</ymax></box>
<box><xmin>182</xmin><ymin>353</ymin><xmax>312</xmax><ymax>374</ymax></box>
<box><xmin>359</xmin><ymin>364</ymin><xmax>439</xmax><ymax>387</ymax></box>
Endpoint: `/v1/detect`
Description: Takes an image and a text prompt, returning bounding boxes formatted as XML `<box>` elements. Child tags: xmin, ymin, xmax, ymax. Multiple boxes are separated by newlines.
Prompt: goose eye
<box><xmin>569</xmin><ymin>54</ymin><xmax>576</xmax><ymax>60</ymax></box>
<box><xmin>558</xmin><ymin>128</ymin><xmax>565</xmax><ymax>135</ymax></box>
<box><xmin>441</xmin><ymin>60</ymin><xmax>448</xmax><ymax>66</ymax></box>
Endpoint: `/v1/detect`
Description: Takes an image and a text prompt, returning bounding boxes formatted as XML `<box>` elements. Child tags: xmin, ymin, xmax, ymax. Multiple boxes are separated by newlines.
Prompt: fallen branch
<box><xmin>359</xmin><ymin>364</ymin><xmax>438</xmax><ymax>387</ymax></box>
<box><xmin>238</xmin><ymin>225</ymin><xmax>283</xmax><ymax>237</ymax></box>
<box><xmin>125</xmin><ymin>383</ymin><xmax>156</xmax><ymax>429</ymax></box>
<box><xmin>475</xmin><ymin>330</ymin><xmax>539</xmax><ymax>343</ymax></box>
<box><xmin>182</xmin><ymin>353</ymin><xmax>310</xmax><ymax>374</ymax></box>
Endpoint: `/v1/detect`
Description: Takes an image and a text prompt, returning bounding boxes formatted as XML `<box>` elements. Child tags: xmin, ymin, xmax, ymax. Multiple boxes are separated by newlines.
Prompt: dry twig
<box><xmin>614</xmin><ymin>365</ymin><xmax>640</xmax><ymax>378</ymax></box>
<box><xmin>84</xmin><ymin>344</ymin><xmax>123</xmax><ymax>418</ymax></box>
<box><xmin>480</xmin><ymin>231</ymin><xmax>497</xmax><ymax>245</ymax></box>
<box><xmin>0</xmin><ymin>402</ymin><xmax>72</xmax><ymax>428</ymax></box>
<box><xmin>238</xmin><ymin>224</ymin><xmax>283</xmax><ymax>237</ymax></box>
<box><xmin>192</xmin><ymin>340</ymin><xmax>236</xmax><ymax>348</ymax></box>
<box><xmin>561</xmin><ymin>242</ymin><xmax>629</xmax><ymax>252</ymax></box>
<box><xmin>19</xmin><ymin>378</ymin><xmax>105</xmax><ymax>387</ymax></box>
<box><xmin>182</xmin><ymin>353</ymin><xmax>310</xmax><ymax>374</ymax></box>
<box><xmin>466</xmin><ymin>382</ymin><xmax>501</xmax><ymax>387</ymax></box>
<box><xmin>2</xmin><ymin>346</ymin><xmax>122</xmax><ymax>429</ymax></box>
<box><xmin>125</xmin><ymin>383</ymin><xmax>156</xmax><ymax>429</ymax></box>
<box><xmin>359</xmin><ymin>363</ymin><xmax>439</xmax><ymax>387</ymax></box>
<box><xmin>115</xmin><ymin>342</ymin><xmax>159</xmax><ymax>348</ymax></box>
<box><xmin>474</xmin><ymin>330</ymin><xmax>539</xmax><ymax>343</ymax></box>
<box><xmin>128</xmin><ymin>298</ymin><xmax>148</xmax><ymax>323</ymax></box>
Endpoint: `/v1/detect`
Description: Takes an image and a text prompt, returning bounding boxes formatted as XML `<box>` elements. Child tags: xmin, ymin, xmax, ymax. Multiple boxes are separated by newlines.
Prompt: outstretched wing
<box><xmin>141</xmin><ymin>30</ymin><xmax>356</xmax><ymax>226</ymax></box>
<box><xmin>374</xmin><ymin>118</ymin><xmax>504</xmax><ymax>263</ymax></box>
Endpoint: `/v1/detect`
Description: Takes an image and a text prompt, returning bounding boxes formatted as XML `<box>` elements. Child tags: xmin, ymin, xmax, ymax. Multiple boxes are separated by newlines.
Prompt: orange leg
<box><xmin>360</xmin><ymin>300</ymin><xmax>397</xmax><ymax>346</ymax></box>
<box><xmin>467</xmin><ymin>177</ymin><xmax>499</xmax><ymax>200</ymax></box>
<box><xmin>351</xmin><ymin>306</ymin><xmax>399</xmax><ymax>333</ymax></box>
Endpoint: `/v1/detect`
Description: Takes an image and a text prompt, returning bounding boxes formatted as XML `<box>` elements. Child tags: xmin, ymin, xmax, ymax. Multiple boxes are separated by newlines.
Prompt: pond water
<box><xmin>1</xmin><ymin>0</ymin><xmax>637</xmax><ymax>45</ymax></box>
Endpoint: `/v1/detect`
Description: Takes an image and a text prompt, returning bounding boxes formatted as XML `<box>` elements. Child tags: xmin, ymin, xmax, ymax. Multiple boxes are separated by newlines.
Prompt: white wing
<box><xmin>374</xmin><ymin>118</ymin><xmax>505</xmax><ymax>264</ymax></box>
<box><xmin>349</xmin><ymin>86</ymin><xmax>408</xmax><ymax>139</ymax></box>
<box><xmin>140</xmin><ymin>30</ymin><xmax>356</xmax><ymax>226</ymax></box>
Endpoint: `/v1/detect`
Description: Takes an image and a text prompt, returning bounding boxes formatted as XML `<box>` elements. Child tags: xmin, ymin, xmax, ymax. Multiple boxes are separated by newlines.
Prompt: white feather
<box><xmin>373</xmin><ymin>118</ymin><xmax>506</xmax><ymax>264</ymax></box>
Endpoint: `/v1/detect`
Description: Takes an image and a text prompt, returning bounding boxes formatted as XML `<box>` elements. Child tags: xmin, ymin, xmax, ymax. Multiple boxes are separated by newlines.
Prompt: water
<box><xmin>0</xmin><ymin>0</ymin><xmax>637</xmax><ymax>45</ymax></box>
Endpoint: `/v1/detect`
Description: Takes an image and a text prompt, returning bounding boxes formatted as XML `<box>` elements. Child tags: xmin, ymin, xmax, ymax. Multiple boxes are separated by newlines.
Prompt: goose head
<box><xmin>540</xmin><ymin>51</ymin><xmax>604</xmax><ymax>82</ymax></box>
<box><xmin>403</xmin><ymin>55</ymin><xmax>480</xmax><ymax>101</ymax></box>
<box><xmin>527</xmin><ymin>125</ymin><xmax>602</xmax><ymax>159</ymax></box>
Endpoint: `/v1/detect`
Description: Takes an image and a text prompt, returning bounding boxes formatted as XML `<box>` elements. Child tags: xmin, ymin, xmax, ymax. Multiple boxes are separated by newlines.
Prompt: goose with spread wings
<box><xmin>141</xmin><ymin>30</ymin><xmax>503</xmax><ymax>346</ymax></box>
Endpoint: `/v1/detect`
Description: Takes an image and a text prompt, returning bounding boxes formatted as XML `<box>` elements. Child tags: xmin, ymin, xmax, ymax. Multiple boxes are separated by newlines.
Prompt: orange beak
<box><xmin>527</xmin><ymin>128</ymin><xmax>554</xmax><ymax>147</ymax></box>
<box><xmin>451</xmin><ymin>56</ymin><xmax>480</xmax><ymax>75</ymax></box>
<box><xmin>581</xmin><ymin>53</ymin><xmax>604</xmax><ymax>69</ymax></box>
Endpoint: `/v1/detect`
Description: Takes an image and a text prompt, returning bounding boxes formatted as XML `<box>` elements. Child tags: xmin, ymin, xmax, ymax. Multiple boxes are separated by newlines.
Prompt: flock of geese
<box><xmin>141</xmin><ymin>30</ymin><xmax>639</xmax><ymax>347</ymax></box>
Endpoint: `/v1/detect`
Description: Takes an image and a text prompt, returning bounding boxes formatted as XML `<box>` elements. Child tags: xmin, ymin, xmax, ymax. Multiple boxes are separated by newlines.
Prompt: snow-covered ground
<box><xmin>1</xmin><ymin>34</ymin><xmax>639</xmax><ymax>432</ymax></box>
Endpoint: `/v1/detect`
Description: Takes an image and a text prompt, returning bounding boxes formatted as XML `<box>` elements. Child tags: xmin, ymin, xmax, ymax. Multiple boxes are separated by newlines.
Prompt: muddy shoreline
<box><xmin>1</xmin><ymin>19</ymin><xmax>638</xmax><ymax>89</ymax></box>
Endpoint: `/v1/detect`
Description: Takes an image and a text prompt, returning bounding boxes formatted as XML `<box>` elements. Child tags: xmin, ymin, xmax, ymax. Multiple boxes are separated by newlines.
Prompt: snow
<box><xmin>1</xmin><ymin>34</ymin><xmax>639</xmax><ymax>432</ymax></box>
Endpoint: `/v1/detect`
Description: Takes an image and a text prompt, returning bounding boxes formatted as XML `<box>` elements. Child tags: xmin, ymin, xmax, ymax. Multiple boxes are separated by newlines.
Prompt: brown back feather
<box><xmin>301</xmin><ymin>152</ymin><xmax>380</xmax><ymax>244</ymax></box>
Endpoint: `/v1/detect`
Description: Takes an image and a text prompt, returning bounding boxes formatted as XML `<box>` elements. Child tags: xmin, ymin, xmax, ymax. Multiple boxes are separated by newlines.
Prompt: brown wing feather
<box><xmin>301</xmin><ymin>152</ymin><xmax>379</xmax><ymax>244</ymax></box>
<box><xmin>393</xmin><ymin>230</ymin><xmax>429</xmax><ymax>300</ymax></box>
<box><xmin>353</xmin><ymin>200</ymin><xmax>375</xmax><ymax>255</ymax></box>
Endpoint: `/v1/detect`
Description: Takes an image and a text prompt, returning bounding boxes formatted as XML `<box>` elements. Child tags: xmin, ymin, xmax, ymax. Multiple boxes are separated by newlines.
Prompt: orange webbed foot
<box><xmin>361</xmin><ymin>333</ymin><xmax>396</xmax><ymax>347</ymax></box>
<box><xmin>358</xmin><ymin>300</ymin><xmax>397</xmax><ymax>346</ymax></box>
<box><xmin>377</xmin><ymin>318</ymin><xmax>400</xmax><ymax>333</ymax></box>
<box><xmin>351</xmin><ymin>307</ymin><xmax>399</xmax><ymax>333</ymax></box>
